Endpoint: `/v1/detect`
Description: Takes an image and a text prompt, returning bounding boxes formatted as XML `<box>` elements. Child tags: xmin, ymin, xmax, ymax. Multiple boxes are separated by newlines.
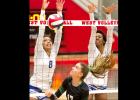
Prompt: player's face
<box><xmin>70</xmin><ymin>63</ymin><xmax>83</xmax><ymax>79</ymax></box>
<box><xmin>42</xmin><ymin>37</ymin><xmax>52</xmax><ymax>50</ymax></box>
<box><xmin>96</xmin><ymin>33</ymin><xmax>104</xmax><ymax>46</ymax></box>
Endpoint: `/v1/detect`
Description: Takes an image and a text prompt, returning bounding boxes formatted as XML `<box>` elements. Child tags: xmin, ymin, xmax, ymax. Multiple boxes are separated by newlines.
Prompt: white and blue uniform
<box><xmin>30</xmin><ymin>10</ymin><xmax>63</xmax><ymax>100</ymax></box>
<box><xmin>84</xmin><ymin>13</ymin><xmax>114</xmax><ymax>91</ymax></box>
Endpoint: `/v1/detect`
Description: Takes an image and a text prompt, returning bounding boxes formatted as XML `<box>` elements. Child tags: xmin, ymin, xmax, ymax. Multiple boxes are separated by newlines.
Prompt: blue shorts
<box><xmin>88</xmin><ymin>84</ymin><xmax>107</xmax><ymax>91</ymax></box>
<box><xmin>30</xmin><ymin>85</ymin><xmax>49</xmax><ymax>100</ymax></box>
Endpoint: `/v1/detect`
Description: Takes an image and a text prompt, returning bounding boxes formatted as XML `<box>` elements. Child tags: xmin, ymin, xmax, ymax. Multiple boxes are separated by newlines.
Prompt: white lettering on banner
<box><xmin>29</xmin><ymin>20</ymin><xmax>118</xmax><ymax>26</ymax></box>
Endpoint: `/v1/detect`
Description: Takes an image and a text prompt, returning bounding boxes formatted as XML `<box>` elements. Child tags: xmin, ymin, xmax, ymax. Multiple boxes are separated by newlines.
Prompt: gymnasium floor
<box><xmin>30</xmin><ymin>54</ymin><xmax>118</xmax><ymax>100</ymax></box>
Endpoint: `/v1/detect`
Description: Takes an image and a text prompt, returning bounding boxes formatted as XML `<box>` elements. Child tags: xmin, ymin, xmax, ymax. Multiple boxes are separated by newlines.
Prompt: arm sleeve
<box><xmin>102</xmin><ymin>14</ymin><xmax>114</xmax><ymax>57</ymax></box>
<box><xmin>88</xmin><ymin>13</ymin><xmax>99</xmax><ymax>66</ymax></box>
<box><xmin>34</xmin><ymin>10</ymin><xmax>46</xmax><ymax>56</ymax></box>
<box><xmin>51</xmin><ymin>11</ymin><xmax>63</xmax><ymax>57</ymax></box>
<box><xmin>81</xmin><ymin>87</ymin><xmax>89</xmax><ymax>100</ymax></box>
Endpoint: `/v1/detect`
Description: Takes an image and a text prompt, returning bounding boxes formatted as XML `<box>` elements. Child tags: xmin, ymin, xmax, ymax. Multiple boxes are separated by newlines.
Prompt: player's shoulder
<box><xmin>80</xmin><ymin>81</ymin><xmax>89</xmax><ymax>92</ymax></box>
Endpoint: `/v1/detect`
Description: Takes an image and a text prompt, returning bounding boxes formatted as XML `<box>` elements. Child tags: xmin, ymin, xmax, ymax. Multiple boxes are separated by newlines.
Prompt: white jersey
<box><xmin>84</xmin><ymin>13</ymin><xmax>114</xmax><ymax>86</ymax></box>
<box><xmin>30</xmin><ymin>10</ymin><xmax>63</xmax><ymax>91</ymax></box>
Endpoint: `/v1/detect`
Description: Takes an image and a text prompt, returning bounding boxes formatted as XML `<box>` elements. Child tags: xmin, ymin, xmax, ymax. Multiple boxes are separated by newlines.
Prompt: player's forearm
<box><xmin>88</xmin><ymin>13</ymin><xmax>97</xmax><ymax>55</ymax></box>
<box><xmin>106</xmin><ymin>13</ymin><xmax>114</xmax><ymax>45</ymax></box>
<box><xmin>102</xmin><ymin>14</ymin><xmax>114</xmax><ymax>56</ymax></box>
<box><xmin>34</xmin><ymin>10</ymin><xmax>46</xmax><ymax>53</ymax></box>
<box><xmin>103</xmin><ymin>29</ymin><xmax>113</xmax><ymax>56</ymax></box>
<box><xmin>52</xmin><ymin>9</ymin><xmax>63</xmax><ymax>55</ymax></box>
<box><xmin>89</xmin><ymin>13</ymin><xmax>97</xmax><ymax>45</ymax></box>
<box><xmin>57</xmin><ymin>11</ymin><xmax>62</xmax><ymax>17</ymax></box>
<box><xmin>39</xmin><ymin>10</ymin><xmax>46</xmax><ymax>30</ymax></box>
<box><xmin>55</xmin><ymin>86</ymin><xmax>66</xmax><ymax>98</ymax></box>
<box><xmin>52</xmin><ymin>28</ymin><xmax>62</xmax><ymax>54</ymax></box>
<box><xmin>106</xmin><ymin>13</ymin><xmax>114</xmax><ymax>39</ymax></box>
<box><xmin>49</xmin><ymin>86</ymin><xmax>66</xmax><ymax>100</ymax></box>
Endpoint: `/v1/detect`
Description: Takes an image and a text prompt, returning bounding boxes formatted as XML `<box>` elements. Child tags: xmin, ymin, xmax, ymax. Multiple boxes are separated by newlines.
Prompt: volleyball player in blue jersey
<box><xmin>30</xmin><ymin>0</ymin><xmax>65</xmax><ymax>100</ymax></box>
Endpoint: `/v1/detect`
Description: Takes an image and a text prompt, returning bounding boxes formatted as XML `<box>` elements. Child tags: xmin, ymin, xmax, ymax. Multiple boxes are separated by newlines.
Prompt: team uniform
<box><xmin>84</xmin><ymin>13</ymin><xmax>114</xmax><ymax>91</ymax></box>
<box><xmin>50</xmin><ymin>77</ymin><xmax>89</xmax><ymax>100</ymax></box>
<box><xmin>30</xmin><ymin>10</ymin><xmax>63</xmax><ymax>100</ymax></box>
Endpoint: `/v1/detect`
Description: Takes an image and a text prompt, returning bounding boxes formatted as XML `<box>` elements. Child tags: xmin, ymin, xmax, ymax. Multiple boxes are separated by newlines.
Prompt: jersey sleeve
<box><xmin>34</xmin><ymin>10</ymin><xmax>46</xmax><ymax>57</ymax></box>
<box><xmin>81</xmin><ymin>83</ymin><xmax>89</xmax><ymax>100</ymax></box>
<box><xmin>54</xmin><ymin>77</ymin><xmax>69</xmax><ymax>98</ymax></box>
<box><xmin>51</xmin><ymin>11</ymin><xmax>63</xmax><ymax>57</ymax></box>
<box><xmin>88</xmin><ymin>13</ymin><xmax>99</xmax><ymax>66</ymax></box>
<box><xmin>102</xmin><ymin>14</ymin><xmax>114</xmax><ymax>57</ymax></box>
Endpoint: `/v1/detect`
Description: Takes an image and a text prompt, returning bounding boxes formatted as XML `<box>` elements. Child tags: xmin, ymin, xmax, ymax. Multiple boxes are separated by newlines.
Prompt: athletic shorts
<box><xmin>88</xmin><ymin>84</ymin><xmax>107</xmax><ymax>91</ymax></box>
<box><xmin>30</xmin><ymin>85</ymin><xmax>49</xmax><ymax>100</ymax></box>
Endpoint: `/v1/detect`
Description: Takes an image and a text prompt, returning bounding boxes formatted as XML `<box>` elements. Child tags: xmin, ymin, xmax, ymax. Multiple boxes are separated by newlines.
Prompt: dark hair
<box><xmin>79</xmin><ymin>62</ymin><xmax>89</xmax><ymax>80</ymax></box>
<box><xmin>96</xmin><ymin>30</ymin><xmax>106</xmax><ymax>45</ymax></box>
<box><xmin>43</xmin><ymin>27</ymin><xmax>55</xmax><ymax>44</ymax></box>
<box><xmin>43</xmin><ymin>33</ymin><xmax>54</xmax><ymax>44</ymax></box>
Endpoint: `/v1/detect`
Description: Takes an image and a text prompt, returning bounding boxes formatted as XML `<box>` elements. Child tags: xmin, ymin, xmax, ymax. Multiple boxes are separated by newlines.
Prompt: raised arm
<box><xmin>34</xmin><ymin>0</ymin><xmax>50</xmax><ymax>55</ymax></box>
<box><xmin>56</xmin><ymin>0</ymin><xmax>65</xmax><ymax>17</ymax></box>
<box><xmin>51</xmin><ymin>0</ymin><xmax>65</xmax><ymax>57</ymax></box>
<box><xmin>102</xmin><ymin>4</ymin><xmax>117</xmax><ymax>56</ymax></box>
<box><xmin>88</xmin><ymin>3</ymin><xmax>99</xmax><ymax>66</ymax></box>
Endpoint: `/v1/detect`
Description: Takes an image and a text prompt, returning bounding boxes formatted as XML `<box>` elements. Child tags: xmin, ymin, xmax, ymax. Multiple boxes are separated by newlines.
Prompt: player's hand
<box><xmin>45</xmin><ymin>89</ymin><xmax>53</xmax><ymax>97</ymax></box>
<box><xmin>56</xmin><ymin>0</ymin><xmax>65</xmax><ymax>11</ymax></box>
<box><xmin>102</xmin><ymin>3</ymin><xmax>117</xmax><ymax>14</ymax></box>
<box><xmin>88</xmin><ymin>3</ymin><xmax>97</xmax><ymax>13</ymax></box>
<box><xmin>41</xmin><ymin>0</ymin><xmax>50</xmax><ymax>10</ymax></box>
